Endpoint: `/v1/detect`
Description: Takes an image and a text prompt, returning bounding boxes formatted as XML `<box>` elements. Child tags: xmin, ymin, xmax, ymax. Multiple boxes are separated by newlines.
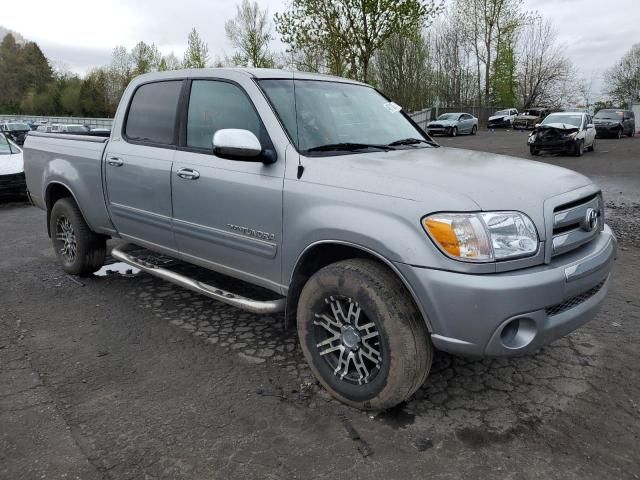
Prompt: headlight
<box><xmin>422</xmin><ymin>212</ymin><xmax>539</xmax><ymax>262</ymax></box>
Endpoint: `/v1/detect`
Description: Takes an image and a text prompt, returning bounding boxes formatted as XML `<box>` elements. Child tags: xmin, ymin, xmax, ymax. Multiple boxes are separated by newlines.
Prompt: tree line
<box><xmin>0</xmin><ymin>0</ymin><xmax>638</xmax><ymax>118</ymax></box>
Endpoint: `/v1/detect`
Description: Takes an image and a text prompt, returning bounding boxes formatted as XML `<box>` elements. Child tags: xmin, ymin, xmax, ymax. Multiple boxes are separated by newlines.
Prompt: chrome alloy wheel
<box><xmin>313</xmin><ymin>296</ymin><xmax>382</xmax><ymax>385</ymax></box>
<box><xmin>55</xmin><ymin>216</ymin><xmax>77</xmax><ymax>262</ymax></box>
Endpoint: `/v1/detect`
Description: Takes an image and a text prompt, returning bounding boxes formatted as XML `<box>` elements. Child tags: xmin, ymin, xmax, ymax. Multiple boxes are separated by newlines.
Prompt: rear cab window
<box><xmin>124</xmin><ymin>81</ymin><xmax>183</xmax><ymax>145</ymax></box>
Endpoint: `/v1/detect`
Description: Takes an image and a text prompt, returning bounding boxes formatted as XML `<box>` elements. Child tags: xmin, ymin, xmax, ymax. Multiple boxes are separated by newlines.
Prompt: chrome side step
<box><xmin>110</xmin><ymin>245</ymin><xmax>286</xmax><ymax>315</ymax></box>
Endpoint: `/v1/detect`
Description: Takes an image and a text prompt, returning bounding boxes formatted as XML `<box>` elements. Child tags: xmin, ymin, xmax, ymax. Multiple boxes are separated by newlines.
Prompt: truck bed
<box><xmin>23</xmin><ymin>131</ymin><xmax>115</xmax><ymax>236</ymax></box>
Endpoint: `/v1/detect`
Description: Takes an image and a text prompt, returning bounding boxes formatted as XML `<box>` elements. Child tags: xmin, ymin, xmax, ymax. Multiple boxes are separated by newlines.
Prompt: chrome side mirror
<box><xmin>213</xmin><ymin>129</ymin><xmax>262</xmax><ymax>158</ymax></box>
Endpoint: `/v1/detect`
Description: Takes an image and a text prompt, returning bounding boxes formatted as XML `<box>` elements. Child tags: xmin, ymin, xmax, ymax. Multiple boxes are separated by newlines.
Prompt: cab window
<box><xmin>186</xmin><ymin>80</ymin><xmax>266</xmax><ymax>150</ymax></box>
<box><xmin>125</xmin><ymin>81</ymin><xmax>182</xmax><ymax>145</ymax></box>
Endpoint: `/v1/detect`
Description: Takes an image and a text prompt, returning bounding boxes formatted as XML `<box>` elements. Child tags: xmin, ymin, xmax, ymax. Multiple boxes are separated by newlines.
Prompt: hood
<box><xmin>429</xmin><ymin>120</ymin><xmax>456</xmax><ymax>126</ymax></box>
<box><xmin>0</xmin><ymin>151</ymin><xmax>24</xmax><ymax>176</ymax></box>
<box><xmin>489</xmin><ymin>114</ymin><xmax>508</xmax><ymax>121</ymax></box>
<box><xmin>302</xmin><ymin>147</ymin><xmax>593</xmax><ymax>238</ymax></box>
<box><xmin>537</xmin><ymin>123</ymin><xmax>579</xmax><ymax>133</ymax></box>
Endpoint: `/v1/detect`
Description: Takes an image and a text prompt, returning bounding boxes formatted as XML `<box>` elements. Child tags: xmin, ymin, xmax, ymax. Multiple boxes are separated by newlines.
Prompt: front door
<box><xmin>105</xmin><ymin>80</ymin><xmax>183</xmax><ymax>249</ymax></box>
<box><xmin>171</xmin><ymin>79</ymin><xmax>284</xmax><ymax>290</ymax></box>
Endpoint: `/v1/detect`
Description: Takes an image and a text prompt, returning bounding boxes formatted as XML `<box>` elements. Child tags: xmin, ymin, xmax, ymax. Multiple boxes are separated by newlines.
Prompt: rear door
<box><xmin>171</xmin><ymin>78</ymin><xmax>284</xmax><ymax>289</ymax></box>
<box><xmin>105</xmin><ymin>80</ymin><xmax>183</xmax><ymax>249</ymax></box>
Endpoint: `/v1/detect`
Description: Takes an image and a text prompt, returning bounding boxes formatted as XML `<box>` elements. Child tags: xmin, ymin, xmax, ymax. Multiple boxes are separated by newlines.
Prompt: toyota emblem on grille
<box><xmin>583</xmin><ymin>208</ymin><xmax>599</xmax><ymax>232</ymax></box>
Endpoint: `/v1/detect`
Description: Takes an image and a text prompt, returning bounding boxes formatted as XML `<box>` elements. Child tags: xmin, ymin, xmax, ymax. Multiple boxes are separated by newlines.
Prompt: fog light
<box><xmin>500</xmin><ymin>317</ymin><xmax>537</xmax><ymax>349</ymax></box>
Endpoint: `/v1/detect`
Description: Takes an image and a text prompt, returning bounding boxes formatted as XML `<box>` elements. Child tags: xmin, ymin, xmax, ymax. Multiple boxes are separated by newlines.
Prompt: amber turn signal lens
<box><xmin>423</xmin><ymin>219</ymin><xmax>461</xmax><ymax>257</ymax></box>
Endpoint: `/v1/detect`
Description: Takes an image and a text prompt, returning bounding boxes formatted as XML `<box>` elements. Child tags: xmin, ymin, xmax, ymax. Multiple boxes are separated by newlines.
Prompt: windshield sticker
<box><xmin>384</xmin><ymin>102</ymin><xmax>402</xmax><ymax>114</ymax></box>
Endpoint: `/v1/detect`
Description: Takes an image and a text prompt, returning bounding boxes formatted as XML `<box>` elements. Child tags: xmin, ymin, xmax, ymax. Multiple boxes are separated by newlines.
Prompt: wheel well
<box><xmin>45</xmin><ymin>183</ymin><xmax>74</xmax><ymax>237</ymax></box>
<box><xmin>284</xmin><ymin>243</ymin><xmax>427</xmax><ymax>331</ymax></box>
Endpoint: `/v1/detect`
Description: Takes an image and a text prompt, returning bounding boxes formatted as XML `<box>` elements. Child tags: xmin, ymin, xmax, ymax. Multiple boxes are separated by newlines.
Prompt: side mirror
<box><xmin>535</xmin><ymin>123</ymin><xmax>541</xmax><ymax>128</ymax></box>
<box><xmin>213</xmin><ymin>129</ymin><xmax>262</xmax><ymax>159</ymax></box>
<box><xmin>586</xmin><ymin>123</ymin><xmax>594</xmax><ymax>129</ymax></box>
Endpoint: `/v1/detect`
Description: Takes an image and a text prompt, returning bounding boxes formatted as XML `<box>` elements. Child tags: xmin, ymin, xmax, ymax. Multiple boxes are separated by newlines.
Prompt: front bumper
<box><xmin>594</xmin><ymin>125</ymin><xmax>620</xmax><ymax>137</ymax></box>
<box><xmin>427</xmin><ymin>125</ymin><xmax>452</xmax><ymax>135</ymax></box>
<box><xmin>395</xmin><ymin>225</ymin><xmax>616</xmax><ymax>357</ymax></box>
<box><xmin>0</xmin><ymin>172</ymin><xmax>27</xmax><ymax>197</ymax></box>
<box><xmin>488</xmin><ymin>118</ymin><xmax>510</xmax><ymax>128</ymax></box>
<box><xmin>532</xmin><ymin>137</ymin><xmax>577</xmax><ymax>154</ymax></box>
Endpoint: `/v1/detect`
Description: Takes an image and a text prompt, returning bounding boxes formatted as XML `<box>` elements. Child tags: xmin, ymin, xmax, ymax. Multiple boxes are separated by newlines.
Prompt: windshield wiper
<box><xmin>304</xmin><ymin>142</ymin><xmax>393</xmax><ymax>154</ymax></box>
<box><xmin>387</xmin><ymin>137</ymin><xmax>437</xmax><ymax>147</ymax></box>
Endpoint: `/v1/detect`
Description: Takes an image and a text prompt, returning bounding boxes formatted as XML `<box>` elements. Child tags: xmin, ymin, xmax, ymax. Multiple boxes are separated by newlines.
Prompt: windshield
<box><xmin>541</xmin><ymin>114</ymin><xmax>582</xmax><ymax>127</ymax></box>
<box><xmin>594</xmin><ymin>110</ymin><xmax>623</xmax><ymax>120</ymax></box>
<box><xmin>258</xmin><ymin>79</ymin><xmax>429</xmax><ymax>154</ymax></box>
<box><xmin>437</xmin><ymin>113</ymin><xmax>459</xmax><ymax>121</ymax></box>
<box><xmin>494</xmin><ymin>110</ymin><xmax>510</xmax><ymax>116</ymax></box>
<box><xmin>0</xmin><ymin>134</ymin><xmax>17</xmax><ymax>155</ymax></box>
<box><xmin>7</xmin><ymin>123</ymin><xmax>29</xmax><ymax>131</ymax></box>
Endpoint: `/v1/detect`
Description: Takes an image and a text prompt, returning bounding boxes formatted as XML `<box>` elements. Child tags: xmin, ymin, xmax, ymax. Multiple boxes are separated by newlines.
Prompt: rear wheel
<box><xmin>471</xmin><ymin>125</ymin><xmax>477</xmax><ymax>135</ymax></box>
<box><xmin>50</xmin><ymin>198</ymin><xmax>106</xmax><ymax>276</ymax></box>
<box><xmin>297</xmin><ymin>259</ymin><xmax>432</xmax><ymax>410</ymax></box>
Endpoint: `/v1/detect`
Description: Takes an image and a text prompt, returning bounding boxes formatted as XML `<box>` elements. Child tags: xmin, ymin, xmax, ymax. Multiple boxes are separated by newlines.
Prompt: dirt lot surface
<box><xmin>1</xmin><ymin>130</ymin><xmax>639</xmax><ymax>479</ymax></box>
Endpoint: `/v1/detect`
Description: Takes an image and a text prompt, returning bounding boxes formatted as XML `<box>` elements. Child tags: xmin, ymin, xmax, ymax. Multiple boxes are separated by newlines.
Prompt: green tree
<box><xmin>225</xmin><ymin>0</ymin><xmax>274</xmax><ymax>68</ymax></box>
<box><xmin>490</xmin><ymin>35</ymin><xmax>517</xmax><ymax>106</ymax></box>
<box><xmin>130</xmin><ymin>41</ymin><xmax>161</xmax><ymax>76</ymax></box>
<box><xmin>375</xmin><ymin>29</ymin><xmax>430</xmax><ymax>111</ymax></box>
<box><xmin>0</xmin><ymin>33</ymin><xmax>22</xmax><ymax>111</ymax></box>
<box><xmin>605</xmin><ymin>43</ymin><xmax>640</xmax><ymax>106</ymax></box>
<box><xmin>275</xmin><ymin>0</ymin><xmax>442</xmax><ymax>82</ymax></box>
<box><xmin>183</xmin><ymin>28</ymin><xmax>209</xmax><ymax>68</ymax></box>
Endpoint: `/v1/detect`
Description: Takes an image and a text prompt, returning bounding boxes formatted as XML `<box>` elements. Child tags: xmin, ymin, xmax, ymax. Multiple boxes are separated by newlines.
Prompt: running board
<box><xmin>110</xmin><ymin>246</ymin><xmax>286</xmax><ymax>315</ymax></box>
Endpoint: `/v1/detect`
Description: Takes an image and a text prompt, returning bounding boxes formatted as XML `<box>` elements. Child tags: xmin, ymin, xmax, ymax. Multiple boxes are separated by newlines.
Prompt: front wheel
<box><xmin>297</xmin><ymin>259</ymin><xmax>432</xmax><ymax>410</ymax></box>
<box><xmin>50</xmin><ymin>198</ymin><xmax>106</xmax><ymax>276</ymax></box>
<box><xmin>574</xmin><ymin>140</ymin><xmax>584</xmax><ymax>157</ymax></box>
<box><xmin>451</xmin><ymin>127</ymin><xmax>458</xmax><ymax>137</ymax></box>
<box><xmin>529</xmin><ymin>145</ymin><xmax>539</xmax><ymax>156</ymax></box>
<box><xmin>587</xmin><ymin>138</ymin><xmax>595</xmax><ymax>152</ymax></box>
<box><xmin>616</xmin><ymin>128</ymin><xmax>623</xmax><ymax>139</ymax></box>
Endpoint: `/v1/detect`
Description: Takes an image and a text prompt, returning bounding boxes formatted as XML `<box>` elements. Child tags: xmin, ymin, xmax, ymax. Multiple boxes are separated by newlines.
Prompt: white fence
<box><xmin>0</xmin><ymin>115</ymin><xmax>113</xmax><ymax>129</ymax></box>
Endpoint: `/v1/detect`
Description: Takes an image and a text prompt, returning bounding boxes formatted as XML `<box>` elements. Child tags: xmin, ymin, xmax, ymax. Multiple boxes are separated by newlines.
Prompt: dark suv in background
<box><xmin>593</xmin><ymin>109</ymin><xmax>636</xmax><ymax>138</ymax></box>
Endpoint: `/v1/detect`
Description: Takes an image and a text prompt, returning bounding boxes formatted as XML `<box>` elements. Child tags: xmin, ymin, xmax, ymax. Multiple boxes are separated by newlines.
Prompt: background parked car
<box><xmin>593</xmin><ymin>109</ymin><xmax>635</xmax><ymax>138</ymax></box>
<box><xmin>0</xmin><ymin>133</ymin><xmax>26</xmax><ymax>199</ymax></box>
<box><xmin>488</xmin><ymin>108</ymin><xmax>518</xmax><ymax>128</ymax></box>
<box><xmin>513</xmin><ymin>108</ymin><xmax>550</xmax><ymax>129</ymax></box>
<box><xmin>0</xmin><ymin>122</ymin><xmax>31</xmax><ymax>146</ymax></box>
<box><xmin>50</xmin><ymin>124</ymin><xmax>90</xmax><ymax>134</ymax></box>
<box><xmin>528</xmin><ymin>112</ymin><xmax>596</xmax><ymax>157</ymax></box>
<box><xmin>427</xmin><ymin>112</ymin><xmax>478</xmax><ymax>136</ymax></box>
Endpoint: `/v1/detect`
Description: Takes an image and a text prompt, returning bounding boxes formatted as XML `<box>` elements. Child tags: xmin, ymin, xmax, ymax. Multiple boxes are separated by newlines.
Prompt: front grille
<box><xmin>551</xmin><ymin>193</ymin><xmax>602</xmax><ymax>257</ymax></box>
<box><xmin>545</xmin><ymin>279</ymin><xmax>606</xmax><ymax>316</ymax></box>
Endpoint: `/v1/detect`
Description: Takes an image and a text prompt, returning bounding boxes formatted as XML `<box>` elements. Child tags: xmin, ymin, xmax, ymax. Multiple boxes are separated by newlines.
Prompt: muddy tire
<box><xmin>50</xmin><ymin>198</ymin><xmax>106</xmax><ymax>276</ymax></box>
<box><xmin>297</xmin><ymin>258</ymin><xmax>432</xmax><ymax>410</ymax></box>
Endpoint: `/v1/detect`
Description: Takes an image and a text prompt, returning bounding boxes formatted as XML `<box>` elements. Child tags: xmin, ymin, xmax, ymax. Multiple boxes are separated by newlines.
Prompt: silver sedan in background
<box><xmin>427</xmin><ymin>112</ymin><xmax>478</xmax><ymax>136</ymax></box>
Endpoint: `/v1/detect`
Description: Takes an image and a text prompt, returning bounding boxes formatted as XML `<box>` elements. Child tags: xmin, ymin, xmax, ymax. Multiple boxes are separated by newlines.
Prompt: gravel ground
<box><xmin>1</xmin><ymin>130</ymin><xmax>639</xmax><ymax>479</ymax></box>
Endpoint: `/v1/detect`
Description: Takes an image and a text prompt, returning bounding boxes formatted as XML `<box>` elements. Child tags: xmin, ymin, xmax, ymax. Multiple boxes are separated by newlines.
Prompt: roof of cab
<box><xmin>131</xmin><ymin>68</ymin><xmax>368</xmax><ymax>86</ymax></box>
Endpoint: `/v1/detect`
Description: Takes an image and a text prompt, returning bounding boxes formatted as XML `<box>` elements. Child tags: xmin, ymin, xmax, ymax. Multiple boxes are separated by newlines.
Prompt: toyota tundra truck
<box><xmin>23</xmin><ymin>69</ymin><xmax>616</xmax><ymax>410</ymax></box>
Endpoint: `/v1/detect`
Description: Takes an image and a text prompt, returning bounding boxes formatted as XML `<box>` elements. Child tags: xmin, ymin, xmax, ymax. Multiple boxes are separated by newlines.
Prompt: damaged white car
<box><xmin>528</xmin><ymin>112</ymin><xmax>596</xmax><ymax>157</ymax></box>
<box><xmin>0</xmin><ymin>133</ymin><xmax>26</xmax><ymax>199</ymax></box>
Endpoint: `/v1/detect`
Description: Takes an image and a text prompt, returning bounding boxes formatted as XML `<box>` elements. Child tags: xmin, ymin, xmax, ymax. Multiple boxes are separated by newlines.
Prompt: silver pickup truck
<box><xmin>23</xmin><ymin>69</ymin><xmax>616</xmax><ymax>410</ymax></box>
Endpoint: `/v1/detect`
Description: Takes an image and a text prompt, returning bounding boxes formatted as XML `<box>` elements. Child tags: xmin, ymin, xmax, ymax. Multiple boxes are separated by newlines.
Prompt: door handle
<box><xmin>107</xmin><ymin>157</ymin><xmax>124</xmax><ymax>167</ymax></box>
<box><xmin>176</xmin><ymin>168</ymin><xmax>200</xmax><ymax>180</ymax></box>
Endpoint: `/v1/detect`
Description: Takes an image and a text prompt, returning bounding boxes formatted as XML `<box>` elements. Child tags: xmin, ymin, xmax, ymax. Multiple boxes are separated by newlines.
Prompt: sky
<box><xmin>1</xmin><ymin>0</ymin><xmax>639</xmax><ymax>97</ymax></box>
